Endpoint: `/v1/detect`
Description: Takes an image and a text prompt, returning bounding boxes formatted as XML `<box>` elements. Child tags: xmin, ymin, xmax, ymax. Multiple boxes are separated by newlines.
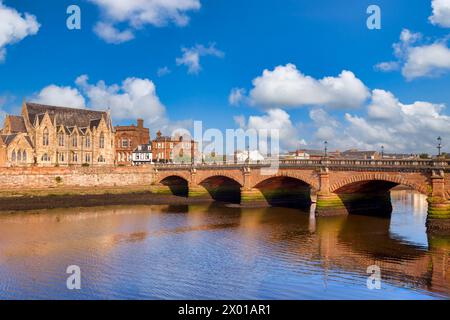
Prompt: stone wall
<box><xmin>0</xmin><ymin>166</ymin><xmax>154</xmax><ymax>190</ymax></box>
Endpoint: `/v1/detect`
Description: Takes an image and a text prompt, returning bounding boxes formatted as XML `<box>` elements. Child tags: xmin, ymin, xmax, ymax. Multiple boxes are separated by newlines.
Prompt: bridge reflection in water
<box><xmin>0</xmin><ymin>190</ymin><xmax>448</xmax><ymax>299</ymax></box>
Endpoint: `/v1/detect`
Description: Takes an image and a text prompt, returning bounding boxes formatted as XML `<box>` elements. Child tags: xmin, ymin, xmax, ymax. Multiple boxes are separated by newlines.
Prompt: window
<box><xmin>122</xmin><ymin>139</ymin><xmax>129</xmax><ymax>148</ymax></box>
<box><xmin>17</xmin><ymin>149</ymin><xmax>22</xmax><ymax>161</ymax></box>
<box><xmin>58</xmin><ymin>133</ymin><xmax>65</xmax><ymax>147</ymax></box>
<box><xmin>72</xmin><ymin>153</ymin><xmax>78</xmax><ymax>162</ymax></box>
<box><xmin>11</xmin><ymin>150</ymin><xmax>16</xmax><ymax>162</ymax></box>
<box><xmin>99</xmin><ymin>133</ymin><xmax>105</xmax><ymax>149</ymax></box>
<box><xmin>58</xmin><ymin>153</ymin><xmax>65</xmax><ymax>162</ymax></box>
<box><xmin>98</xmin><ymin>155</ymin><xmax>105</xmax><ymax>163</ymax></box>
<box><xmin>85</xmin><ymin>154</ymin><xmax>91</xmax><ymax>163</ymax></box>
<box><xmin>41</xmin><ymin>153</ymin><xmax>50</xmax><ymax>162</ymax></box>
<box><xmin>43</xmin><ymin>128</ymin><xmax>49</xmax><ymax>146</ymax></box>
<box><xmin>72</xmin><ymin>135</ymin><xmax>78</xmax><ymax>147</ymax></box>
<box><xmin>86</xmin><ymin>134</ymin><xmax>91</xmax><ymax>148</ymax></box>
<box><xmin>23</xmin><ymin>150</ymin><xmax>27</xmax><ymax>162</ymax></box>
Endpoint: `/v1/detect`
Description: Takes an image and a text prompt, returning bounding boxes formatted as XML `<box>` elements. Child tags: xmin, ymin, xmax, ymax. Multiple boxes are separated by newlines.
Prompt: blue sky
<box><xmin>1</xmin><ymin>0</ymin><xmax>450</xmax><ymax>153</ymax></box>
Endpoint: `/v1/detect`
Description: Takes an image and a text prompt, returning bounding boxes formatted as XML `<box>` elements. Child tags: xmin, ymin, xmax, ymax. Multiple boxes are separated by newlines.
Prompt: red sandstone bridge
<box><xmin>151</xmin><ymin>158</ymin><xmax>450</xmax><ymax>232</ymax></box>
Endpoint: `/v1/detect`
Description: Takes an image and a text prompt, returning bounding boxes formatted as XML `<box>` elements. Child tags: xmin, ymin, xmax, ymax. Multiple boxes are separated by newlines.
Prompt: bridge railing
<box><xmin>154</xmin><ymin>158</ymin><xmax>450</xmax><ymax>170</ymax></box>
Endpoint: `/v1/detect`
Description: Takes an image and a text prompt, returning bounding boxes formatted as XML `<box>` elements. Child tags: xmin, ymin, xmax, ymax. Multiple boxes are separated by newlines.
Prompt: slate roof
<box><xmin>133</xmin><ymin>144</ymin><xmax>152</xmax><ymax>153</ymax></box>
<box><xmin>25</xmin><ymin>102</ymin><xmax>112</xmax><ymax>130</ymax></box>
<box><xmin>1</xmin><ymin>134</ymin><xmax>17</xmax><ymax>145</ymax></box>
<box><xmin>8</xmin><ymin>116</ymin><xmax>27</xmax><ymax>133</ymax></box>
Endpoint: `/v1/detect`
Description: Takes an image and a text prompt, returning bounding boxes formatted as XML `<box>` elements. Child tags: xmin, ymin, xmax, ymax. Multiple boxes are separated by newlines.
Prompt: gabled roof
<box><xmin>0</xmin><ymin>134</ymin><xmax>18</xmax><ymax>145</ymax></box>
<box><xmin>25</xmin><ymin>102</ymin><xmax>112</xmax><ymax>130</ymax></box>
<box><xmin>7</xmin><ymin>116</ymin><xmax>27</xmax><ymax>133</ymax></box>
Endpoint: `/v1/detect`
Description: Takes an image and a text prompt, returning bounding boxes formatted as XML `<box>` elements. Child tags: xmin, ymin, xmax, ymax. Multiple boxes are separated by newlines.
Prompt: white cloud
<box><xmin>0</xmin><ymin>1</ymin><xmax>40</xmax><ymax>62</ymax></box>
<box><xmin>235</xmin><ymin>108</ymin><xmax>304</xmax><ymax>152</ymax></box>
<box><xmin>89</xmin><ymin>0</ymin><xmax>201</xmax><ymax>43</ymax></box>
<box><xmin>157</xmin><ymin>66</ymin><xmax>171</xmax><ymax>77</ymax></box>
<box><xmin>403</xmin><ymin>43</ymin><xmax>450</xmax><ymax>79</ymax></box>
<box><xmin>34</xmin><ymin>85</ymin><xmax>86</xmax><ymax>108</ymax></box>
<box><xmin>308</xmin><ymin>90</ymin><xmax>450</xmax><ymax>153</ymax></box>
<box><xmin>28</xmin><ymin>76</ymin><xmax>190</xmax><ymax>134</ymax></box>
<box><xmin>75</xmin><ymin>75</ymin><xmax>168</xmax><ymax>127</ymax></box>
<box><xmin>248</xmin><ymin>64</ymin><xmax>369</xmax><ymax>109</ymax></box>
<box><xmin>176</xmin><ymin>43</ymin><xmax>224</xmax><ymax>74</ymax></box>
<box><xmin>429</xmin><ymin>0</ymin><xmax>450</xmax><ymax>27</ymax></box>
<box><xmin>376</xmin><ymin>29</ymin><xmax>450</xmax><ymax>80</ymax></box>
<box><xmin>374</xmin><ymin>61</ymin><xmax>399</xmax><ymax>72</ymax></box>
<box><xmin>93</xmin><ymin>22</ymin><xmax>134</xmax><ymax>44</ymax></box>
<box><xmin>228</xmin><ymin>88</ymin><xmax>246</xmax><ymax>106</ymax></box>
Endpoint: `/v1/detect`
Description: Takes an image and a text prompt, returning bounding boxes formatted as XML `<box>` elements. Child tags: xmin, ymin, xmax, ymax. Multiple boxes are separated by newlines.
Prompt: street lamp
<box><xmin>324</xmin><ymin>141</ymin><xmax>328</xmax><ymax>158</ymax></box>
<box><xmin>437</xmin><ymin>136</ymin><xmax>442</xmax><ymax>157</ymax></box>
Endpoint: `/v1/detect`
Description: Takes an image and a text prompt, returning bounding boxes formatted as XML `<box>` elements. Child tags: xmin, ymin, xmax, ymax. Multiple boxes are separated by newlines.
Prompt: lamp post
<box><xmin>324</xmin><ymin>141</ymin><xmax>328</xmax><ymax>158</ymax></box>
<box><xmin>437</xmin><ymin>136</ymin><xmax>442</xmax><ymax>157</ymax></box>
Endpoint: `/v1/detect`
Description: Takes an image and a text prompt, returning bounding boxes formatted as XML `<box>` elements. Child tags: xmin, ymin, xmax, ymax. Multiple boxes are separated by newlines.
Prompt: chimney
<box><xmin>137</xmin><ymin>118</ymin><xmax>144</xmax><ymax>128</ymax></box>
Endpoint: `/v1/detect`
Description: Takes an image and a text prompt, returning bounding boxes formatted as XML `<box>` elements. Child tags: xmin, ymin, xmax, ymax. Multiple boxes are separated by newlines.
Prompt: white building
<box><xmin>132</xmin><ymin>144</ymin><xmax>153</xmax><ymax>165</ymax></box>
<box><xmin>234</xmin><ymin>150</ymin><xmax>265</xmax><ymax>162</ymax></box>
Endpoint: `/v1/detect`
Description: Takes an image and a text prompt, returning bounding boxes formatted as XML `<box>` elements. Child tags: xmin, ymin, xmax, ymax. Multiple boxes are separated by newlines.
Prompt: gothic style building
<box><xmin>0</xmin><ymin>101</ymin><xmax>115</xmax><ymax>167</ymax></box>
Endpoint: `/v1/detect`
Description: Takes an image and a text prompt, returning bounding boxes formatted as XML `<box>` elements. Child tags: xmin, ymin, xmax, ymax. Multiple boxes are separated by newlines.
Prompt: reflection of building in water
<box><xmin>0</xmin><ymin>201</ymin><xmax>448</xmax><ymax>298</ymax></box>
<box><xmin>391</xmin><ymin>189</ymin><xmax>428</xmax><ymax>216</ymax></box>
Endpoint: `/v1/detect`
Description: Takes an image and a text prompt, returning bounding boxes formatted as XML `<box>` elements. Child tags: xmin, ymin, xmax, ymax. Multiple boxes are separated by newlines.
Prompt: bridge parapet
<box><xmin>154</xmin><ymin>159</ymin><xmax>450</xmax><ymax>172</ymax></box>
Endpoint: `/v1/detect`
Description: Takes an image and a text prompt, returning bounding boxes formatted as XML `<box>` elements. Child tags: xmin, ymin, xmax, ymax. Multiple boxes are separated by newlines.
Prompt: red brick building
<box><xmin>152</xmin><ymin>131</ymin><xmax>198</xmax><ymax>163</ymax></box>
<box><xmin>115</xmin><ymin>119</ymin><xmax>150</xmax><ymax>165</ymax></box>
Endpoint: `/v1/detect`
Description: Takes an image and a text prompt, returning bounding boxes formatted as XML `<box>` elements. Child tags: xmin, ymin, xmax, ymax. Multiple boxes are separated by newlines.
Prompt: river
<box><xmin>0</xmin><ymin>190</ymin><xmax>448</xmax><ymax>300</ymax></box>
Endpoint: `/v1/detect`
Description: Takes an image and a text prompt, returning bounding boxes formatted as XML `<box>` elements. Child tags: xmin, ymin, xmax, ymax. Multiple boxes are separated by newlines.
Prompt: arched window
<box><xmin>99</xmin><ymin>132</ymin><xmax>105</xmax><ymax>149</ymax></box>
<box><xmin>41</xmin><ymin>153</ymin><xmax>50</xmax><ymax>162</ymax></box>
<box><xmin>98</xmin><ymin>155</ymin><xmax>105</xmax><ymax>163</ymax></box>
<box><xmin>43</xmin><ymin>128</ymin><xmax>49</xmax><ymax>146</ymax></box>
<box><xmin>72</xmin><ymin>135</ymin><xmax>78</xmax><ymax>147</ymax></box>
<box><xmin>86</xmin><ymin>134</ymin><xmax>91</xmax><ymax>148</ymax></box>
<box><xmin>23</xmin><ymin>150</ymin><xmax>27</xmax><ymax>162</ymax></box>
<box><xmin>11</xmin><ymin>150</ymin><xmax>16</xmax><ymax>162</ymax></box>
<box><xmin>58</xmin><ymin>133</ymin><xmax>65</xmax><ymax>147</ymax></box>
<box><xmin>17</xmin><ymin>149</ymin><xmax>22</xmax><ymax>161</ymax></box>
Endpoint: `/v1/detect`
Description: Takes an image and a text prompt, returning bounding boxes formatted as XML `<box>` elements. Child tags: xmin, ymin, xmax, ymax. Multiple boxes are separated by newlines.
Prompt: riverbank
<box><xmin>0</xmin><ymin>186</ymin><xmax>204</xmax><ymax>212</ymax></box>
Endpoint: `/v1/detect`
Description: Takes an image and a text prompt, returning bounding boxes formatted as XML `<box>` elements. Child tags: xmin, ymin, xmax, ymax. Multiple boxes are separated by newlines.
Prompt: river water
<box><xmin>0</xmin><ymin>190</ymin><xmax>448</xmax><ymax>300</ymax></box>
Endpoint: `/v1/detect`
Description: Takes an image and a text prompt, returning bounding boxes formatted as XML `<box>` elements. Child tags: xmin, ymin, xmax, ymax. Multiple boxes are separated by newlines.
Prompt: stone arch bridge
<box><xmin>151</xmin><ymin>159</ymin><xmax>450</xmax><ymax>232</ymax></box>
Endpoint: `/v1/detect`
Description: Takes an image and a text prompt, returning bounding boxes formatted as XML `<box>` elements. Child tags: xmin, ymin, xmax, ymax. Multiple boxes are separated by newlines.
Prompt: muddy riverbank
<box><xmin>0</xmin><ymin>186</ymin><xmax>206</xmax><ymax>212</ymax></box>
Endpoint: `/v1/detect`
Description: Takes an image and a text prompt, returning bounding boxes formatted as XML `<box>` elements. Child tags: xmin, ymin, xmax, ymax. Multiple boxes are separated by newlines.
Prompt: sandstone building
<box><xmin>115</xmin><ymin>119</ymin><xmax>150</xmax><ymax>165</ymax></box>
<box><xmin>0</xmin><ymin>101</ymin><xmax>115</xmax><ymax>167</ymax></box>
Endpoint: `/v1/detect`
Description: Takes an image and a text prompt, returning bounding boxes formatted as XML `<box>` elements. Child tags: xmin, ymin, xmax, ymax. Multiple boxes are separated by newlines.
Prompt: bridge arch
<box><xmin>251</xmin><ymin>175</ymin><xmax>316</xmax><ymax>208</ymax></box>
<box><xmin>157</xmin><ymin>172</ymin><xmax>191</xmax><ymax>185</ymax></box>
<box><xmin>198</xmin><ymin>175</ymin><xmax>242</xmax><ymax>204</ymax></box>
<box><xmin>196</xmin><ymin>171</ymin><xmax>244</xmax><ymax>187</ymax></box>
<box><xmin>158</xmin><ymin>174</ymin><xmax>190</xmax><ymax>197</ymax></box>
<box><xmin>330</xmin><ymin>173</ymin><xmax>430</xmax><ymax>195</ymax></box>
<box><xmin>251</xmin><ymin>172</ymin><xmax>319</xmax><ymax>191</ymax></box>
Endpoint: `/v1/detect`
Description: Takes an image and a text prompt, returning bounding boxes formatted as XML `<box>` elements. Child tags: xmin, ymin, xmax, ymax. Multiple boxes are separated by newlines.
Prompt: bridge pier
<box><xmin>188</xmin><ymin>184</ymin><xmax>213</xmax><ymax>201</ymax></box>
<box><xmin>316</xmin><ymin>168</ymin><xmax>347</xmax><ymax>216</ymax></box>
<box><xmin>427</xmin><ymin>171</ymin><xmax>450</xmax><ymax>234</ymax></box>
<box><xmin>240</xmin><ymin>188</ymin><xmax>269</xmax><ymax>207</ymax></box>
